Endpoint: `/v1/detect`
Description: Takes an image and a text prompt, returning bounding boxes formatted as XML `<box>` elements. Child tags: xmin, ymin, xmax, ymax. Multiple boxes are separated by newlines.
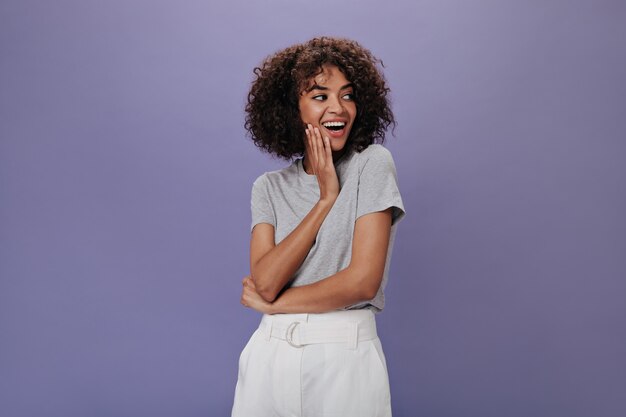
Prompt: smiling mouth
<box><xmin>322</xmin><ymin>121</ymin><xmax>346</xmax><ymax>131</ymax></box>
<box><xmin>321</xmin><ymin>121</ymin><xmax>348</xmax><ymax>138</ymax></box>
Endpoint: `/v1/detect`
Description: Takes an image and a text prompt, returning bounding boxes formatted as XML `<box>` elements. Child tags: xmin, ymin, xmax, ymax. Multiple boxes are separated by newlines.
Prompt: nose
<box><xmin>326</xmin><ymin>95</ymin><xmax>344</xmax><ymax>114</ymax></box>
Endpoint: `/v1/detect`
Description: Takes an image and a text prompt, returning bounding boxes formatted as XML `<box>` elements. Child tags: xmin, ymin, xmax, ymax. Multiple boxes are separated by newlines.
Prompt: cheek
<box><xmin>298</xmin><ymin>104</ymin><xmax>311</xmax><ymax>123</ymax></box>
<box><xmin>300</xmin><ymin>108</ymin><xmax>322</xmax><ymax>124</ymax></box>
<box><xmin>343</xmin><ymin>102</ymin><xmax>357</xmax><ymax>123</ymax></box>
<box><xmin>297</xmin><ymin>97</ymin><xmax>308</xmax><ymax>122</ymax></box>
<box><xmin>349</xmin><ymin>103</ymin><xmax>357</xmax><ymax>118</ymax></box>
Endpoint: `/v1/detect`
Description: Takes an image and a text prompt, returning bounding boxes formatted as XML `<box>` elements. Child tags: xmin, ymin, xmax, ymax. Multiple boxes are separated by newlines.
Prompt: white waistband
<box><xmin>260</xmin><ymin>310</ymin><xmax>377</xmax><ymax>350</ymax></box>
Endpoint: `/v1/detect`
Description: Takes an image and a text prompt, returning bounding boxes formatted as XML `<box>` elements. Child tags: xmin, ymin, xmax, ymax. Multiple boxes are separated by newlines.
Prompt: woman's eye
<box><xmin>342</xmin><ymin>93</ymin><xmax>354</xmax><ymax>100</ymax></box>
<box><xmin>313</xmin><ymin>95</ymin><xmax>326</xmax><ymax>101</ymax></box>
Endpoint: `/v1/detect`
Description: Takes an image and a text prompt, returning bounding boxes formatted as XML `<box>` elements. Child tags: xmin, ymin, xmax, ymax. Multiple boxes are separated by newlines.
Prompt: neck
<box><xmin>303</xmin><ymin>149</ymin><xmax>347</xmax><ymax>175</ymax></box>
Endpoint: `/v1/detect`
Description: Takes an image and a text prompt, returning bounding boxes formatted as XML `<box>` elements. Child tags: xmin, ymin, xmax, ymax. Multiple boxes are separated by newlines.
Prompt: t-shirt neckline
<box><xmin>297</xmin><ymin>151</ymin><xmax>352</xmax><ymax>183</ymax></box>
<box><xmin>297</xmin><ymin>158</ymin><xmax>319</xmax><ymax>184</ymax></box>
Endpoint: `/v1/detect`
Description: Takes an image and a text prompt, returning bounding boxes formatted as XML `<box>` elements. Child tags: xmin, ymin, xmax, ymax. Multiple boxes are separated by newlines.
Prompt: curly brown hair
<box><xmin>245</xmin><ymin>37</ymin><xmax>395</xmax><ymax>160</ymax></box>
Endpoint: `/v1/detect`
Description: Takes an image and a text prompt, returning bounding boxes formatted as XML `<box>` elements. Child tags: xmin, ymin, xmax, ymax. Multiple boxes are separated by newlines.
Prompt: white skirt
<box><xmin>232</xmin><ymin>309</ymin><xmax>392</xmax><ymax>417</ymax></box>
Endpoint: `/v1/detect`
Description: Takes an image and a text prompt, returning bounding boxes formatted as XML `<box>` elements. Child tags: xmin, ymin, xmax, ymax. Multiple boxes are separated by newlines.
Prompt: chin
<box><xmin>331</xmin><ymin>140</ymin><xmax>349</xmax><ymax>154</ymax></box>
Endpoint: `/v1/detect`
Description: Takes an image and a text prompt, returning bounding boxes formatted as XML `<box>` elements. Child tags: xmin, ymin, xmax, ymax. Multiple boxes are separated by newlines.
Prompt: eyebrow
<box><xmin>306</xmin><ymin>82</ymin><xmax>354</xmax><ymax>93</ymax></box>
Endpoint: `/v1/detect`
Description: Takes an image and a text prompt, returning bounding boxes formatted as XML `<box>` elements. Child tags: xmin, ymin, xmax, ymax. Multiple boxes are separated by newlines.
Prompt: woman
<box><xmin>233</xmin><ymin>37</ymin><xmax>405</xmax><ymax>417</ymax></box>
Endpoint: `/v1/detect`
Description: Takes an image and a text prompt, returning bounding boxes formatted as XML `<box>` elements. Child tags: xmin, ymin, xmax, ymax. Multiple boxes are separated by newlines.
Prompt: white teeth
<box><xmin>322</xmin><ymin>121</ymin><xmax>346</xmax><ymax>127</ymax></box>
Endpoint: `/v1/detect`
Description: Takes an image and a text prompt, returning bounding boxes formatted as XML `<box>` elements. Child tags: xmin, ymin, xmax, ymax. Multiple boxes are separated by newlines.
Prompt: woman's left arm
<box><xmin>241</xmin><ymin>208</ymin><xmax>392</xmax><ymax>314</ymax></box>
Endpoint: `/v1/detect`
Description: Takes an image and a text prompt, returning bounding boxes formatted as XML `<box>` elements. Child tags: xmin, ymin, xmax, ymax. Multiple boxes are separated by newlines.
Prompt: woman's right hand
<box><xmin>304</xmin><ymin>124</ymin><xmax>340</xmax><ymax>202</ymax></box>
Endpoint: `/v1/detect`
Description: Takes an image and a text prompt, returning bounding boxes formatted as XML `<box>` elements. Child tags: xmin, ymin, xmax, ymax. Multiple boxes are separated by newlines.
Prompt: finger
<box><xmin>311</xmin><ymin>126</ymin><xmax>320</xmax><ymax>173</ymax></box>
<box><xmin>304</xmin><ymin>125</ymin><xmax>311</xmax><ymax>149</ymax></box>
<box><xmin>312</xmin><ymin>125</ymin><xmax>321</xmax><ymax>170</ymax></box>
<box><xmin>323</xmin><ymin>136</ymin><xmax>333</xmax><ymax>167</ymax></box>
<box><xmin>315</xmin><ymin>127</ymin><xmax>326</xmax><ymax>168</ymax></box>
<box><xmin>305</xmin><ymin>126</ymin><xmax>313</xmax><ymax>166</ymax></box>
<box><xmin>242</xmin><ymin>288</ymin><xmax>251</xmax><ymax>304</ymax></box>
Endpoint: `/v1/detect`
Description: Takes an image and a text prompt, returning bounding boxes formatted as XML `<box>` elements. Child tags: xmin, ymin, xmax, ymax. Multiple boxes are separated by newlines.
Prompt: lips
<box><xmin>321</xmin><ymin>120</ymin><xmax>348</xmax><ymax>138</ymax></box>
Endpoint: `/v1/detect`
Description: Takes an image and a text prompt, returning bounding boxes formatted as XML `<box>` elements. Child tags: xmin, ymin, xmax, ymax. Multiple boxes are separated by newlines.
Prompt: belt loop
<box><xmin>347</xmin><ymin>322</ymin><xmax>358</xmax><ymax>350</ymax></box>
<box><xmin>264</xmin><ymin>316</ymin><xmax>272</xmax><ymax>341</ymax></box>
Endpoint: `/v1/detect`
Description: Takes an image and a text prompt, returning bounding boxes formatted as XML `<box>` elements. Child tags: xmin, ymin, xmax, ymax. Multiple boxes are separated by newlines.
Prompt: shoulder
<box><xmin>359</xmin><ymin>143</ymin><xmax>393</xmax><ymax>159</ymax></box>
<box><xmin>355</xmin><ymin>144</ymin><xmax>397</xmax><ymax>175</ymax></box>
<box><xmin>252</xmin><ymin>172</ymin><xmax>270</xmax><ymax>195</ymax></box>
<box><xmin>252</xmin><ymin>161</ymin><xmax>298</xmax><ymax>189</ymax></box>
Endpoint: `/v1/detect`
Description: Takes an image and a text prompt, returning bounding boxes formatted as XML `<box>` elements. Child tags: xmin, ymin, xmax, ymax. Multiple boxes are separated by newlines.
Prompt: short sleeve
<box><xmin>250</xmin><ymin>175</ymin><xmax>276</xmax><ymax>231</ymax></box>
<box><xmin>356</xmin><ymin>146</ymin><xmax>406</xmax><ymax>225</ymax></box>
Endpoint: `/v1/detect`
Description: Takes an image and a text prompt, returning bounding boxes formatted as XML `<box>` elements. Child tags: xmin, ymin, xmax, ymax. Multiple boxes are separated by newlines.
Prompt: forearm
<box><xmin>266</xmin><ymin>210</ymin><xmax>392</xmax><ymax>314</ymax></box>
<box><xmin>251</xmin><ymin>197</ymin><xmax>336</xmax><ymax>301</ymax></box>
<box><xmin>268</xmin><ymin>265</ymin><xmax>379</xmax><ymax>314</ymax></box>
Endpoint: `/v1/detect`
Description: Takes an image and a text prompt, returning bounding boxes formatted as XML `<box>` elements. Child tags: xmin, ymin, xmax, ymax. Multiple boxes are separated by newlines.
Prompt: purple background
<box><xmin>1</xmin><ymin>0</ymin><xmax>625</xmax><ymax>416</ymax></box>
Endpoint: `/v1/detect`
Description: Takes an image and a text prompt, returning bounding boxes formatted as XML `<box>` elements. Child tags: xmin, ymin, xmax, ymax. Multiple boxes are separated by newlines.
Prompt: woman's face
<box><xmin>298</xmin><ymin>64</ymin><xmax>357</xmax><ymax>155</ymax></box>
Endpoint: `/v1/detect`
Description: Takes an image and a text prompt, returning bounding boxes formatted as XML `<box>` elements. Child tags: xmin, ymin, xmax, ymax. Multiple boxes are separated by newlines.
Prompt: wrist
<box><xmin>267</xmin><ymin>300</ymin><xmax>280</xmax><ymax>315</ymax></box>
<box><xmin>317</xmin><ymin>195</ymin><xmax>337</xmax><ymax>208</ymax></box>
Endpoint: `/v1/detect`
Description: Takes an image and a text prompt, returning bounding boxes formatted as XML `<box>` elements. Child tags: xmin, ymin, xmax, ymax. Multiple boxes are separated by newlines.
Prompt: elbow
<box><xmin>250</xmin><ymin>273</ymin><xmax>279</xmax><ymax>303</ymax></box>
<box><xmin>257</xmin><ymin>287</ymin><xmax>278</xmax><ymax>303</ymax></box>
<box><xmin>356</xmin><ymin>272</ymin><xmax>383</xmax><ymax>302</ymax></box>
<box><xmin>361</xmin><ymin>283</ymin><xmax>380</xmax><ymax>301</ymax></box>
<box><xmin>348</xmin><ymin>264</ymin><xmax>382</xmax><ymax>302</ymax></box>
<box><xmin>348</xmin><ymin>258</ymin><xmax>385</xmax><ymax>302</ymax></box>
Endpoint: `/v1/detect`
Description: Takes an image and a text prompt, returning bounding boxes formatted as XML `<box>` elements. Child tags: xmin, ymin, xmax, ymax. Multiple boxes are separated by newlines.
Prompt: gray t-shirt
<box><xmin>250</xmin><ymin>144</ymin><xmax>405</xmax><ymax>312</ymax></box>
